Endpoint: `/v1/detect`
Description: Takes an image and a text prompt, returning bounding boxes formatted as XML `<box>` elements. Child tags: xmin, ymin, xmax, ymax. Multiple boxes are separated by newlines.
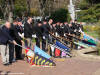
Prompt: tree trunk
<box><xmin>8</xmin><ymin>11</ymin><xmax>13</xmax><ymax>23</ymax></box>
<box><xmin>27</xmin><ymin>0</ymin><xmax>31</xmax><ymax>16</ymax></box>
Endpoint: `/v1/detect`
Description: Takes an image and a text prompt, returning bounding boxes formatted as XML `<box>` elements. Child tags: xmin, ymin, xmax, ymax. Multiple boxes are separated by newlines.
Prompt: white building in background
<box><xmin>68</xmin><ymin>0</ymin><xmax>75</xmax><ymax>21</ymax></box>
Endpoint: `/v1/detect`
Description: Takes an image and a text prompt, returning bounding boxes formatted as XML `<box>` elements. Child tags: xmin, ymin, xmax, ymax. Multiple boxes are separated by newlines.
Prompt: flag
<box><xmin>50</xmin><ymin>44</ymin><xmax>71</xmax><ymax>57</ymax></box>
<box><xmin>25</xmin><ymin>48</ymin><xmax>56</xmax><ymax>67</ymax></box>
<box><xmin>56</xmin><ymin>41</ymin><xmax>70</xmax><ymax>52</ymax></box>
<box><xmin>34</xmin><ymin>45</ymin><xmax>51</xmax><ymax>59</ymax></box>
<box><xmin>32</xmin><ymin>54</ymin><xmax>56</xmax><ymax>66</ymax></box>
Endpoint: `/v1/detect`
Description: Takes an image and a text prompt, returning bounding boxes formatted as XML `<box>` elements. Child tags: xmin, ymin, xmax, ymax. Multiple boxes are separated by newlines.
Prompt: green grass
<box><xmin>85</xmin><ymin>31</ymin><xmax>99</xmax><ymax>39</ymax></box>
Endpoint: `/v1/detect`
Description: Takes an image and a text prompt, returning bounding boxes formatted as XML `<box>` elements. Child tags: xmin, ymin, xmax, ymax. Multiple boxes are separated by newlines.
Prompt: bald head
<box><xmin>5</xmin><ymin>21</ymin><xmax>11</xmax><ymax>29</ymax></box>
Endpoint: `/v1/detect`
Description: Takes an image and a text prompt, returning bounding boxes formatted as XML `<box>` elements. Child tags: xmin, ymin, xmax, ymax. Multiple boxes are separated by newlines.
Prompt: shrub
<box><xmin>77</xmin><ymin>4</ymin><xmax>100</xmax><ymax>23</ymax></box>
<box><xmin>49</xmin><ymin>8</ymin><xmax>71</xmax><ymax>23</ymax></box>
<box><xmin>14</xmin><ymin>0</ymin><xmax>27</xmax><ymax>17</ymax></box>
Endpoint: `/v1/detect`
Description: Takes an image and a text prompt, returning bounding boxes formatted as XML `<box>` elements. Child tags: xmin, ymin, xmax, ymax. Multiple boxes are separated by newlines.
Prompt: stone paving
<box><xmin>0</xmin><ymin>55</ymin><xmax>100</xmax><ymax>75</ymax></box>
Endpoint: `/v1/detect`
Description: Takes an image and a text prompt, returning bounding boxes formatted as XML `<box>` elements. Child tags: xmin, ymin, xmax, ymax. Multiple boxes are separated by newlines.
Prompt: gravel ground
<box><xmin>0</xmin><ymin>56</ymin><xmax>100</xmax><ymax>75</ymax></box>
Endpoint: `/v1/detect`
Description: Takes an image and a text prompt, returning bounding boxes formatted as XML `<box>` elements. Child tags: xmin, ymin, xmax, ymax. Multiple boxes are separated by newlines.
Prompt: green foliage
<box><xmin>84</xmin><ymin>25</ymin><xmax>100</xmax><ymax>38</ymax></box>
<box><xmin>14</xmin><ymin>0</ymin><xmax>27</xmax><ymax>17</ymax></box>
<box><xmin>49</xmin><ymin>8</ymin><xmax>71</xmax><ymax>23</ymax></box>
<box><xmin>88</xmin><ymin>0</ymin><xmax>100</xmax><ymax>5</ymax></box>
<box><xmin>77</xmin><ymin>4</ymin><xmax>100</xmax><ymax>23</ymax></box>
<box><xmin>78</xmin><ymin>0</ymin><xmax>90</xmax><ymax>10</ymax></box>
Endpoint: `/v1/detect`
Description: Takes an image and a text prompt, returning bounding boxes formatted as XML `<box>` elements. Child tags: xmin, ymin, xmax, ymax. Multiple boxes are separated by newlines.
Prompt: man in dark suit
<box><xmin>9</xmin><ymin>20</ymin><xmax>18</xmax><ymax>63</ymax></box>
<box><xmin>15</xmin><ymin>19</ymin><xmax>24</xmax><ymax>60</ymax></box>
<box><xmin>42</xmin><ymin>20</ymin><xmax>50</xmax><ymax>51</ymax></box>
<box><xmin>0</xmin><ymin>21</ymin><xmax>17</xmax><ymax>65</ymax></box>
<box><xmin>56</xmin><ymin>22</ymin><xmax>60</xmax><ymax>36</ymax></box>
<box><xmin>24</xmin><ymin>17</ymin><xmax>33</xmax><ymax>49</ymax></box>
<box><xmin>34</xmin><ymin>21</ymin><xmax>43</xmax><ymax>48</ymax></box>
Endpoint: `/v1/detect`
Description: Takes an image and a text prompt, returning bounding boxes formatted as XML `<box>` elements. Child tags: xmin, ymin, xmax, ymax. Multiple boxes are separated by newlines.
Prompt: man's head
<box><xmin>27</xmin><ymin>17</ymin><xmax>32</xmax><ymax>24</ymax></box>
<box><xmin>48</xmin><ymin>19</ymin><xmax>53</xmax><ymax>24</ymax></box>
<box><xmin>68</xmin><ymin>23</ymin><xmax>72</xmax><ymax>27</ymax></box>
<box><xmin>38</xmin><ymin>21</ymin><xmax>42</xmax><ymax>27</ymax></box>
<box><xmin>56</xmin><ymin>22</ymin><xmax>60</xmax><ymax>25</ymax></box>
<box><xmin>60</xmin><ymin>23</ymin><xmax>63</xmax><ymax>26</ymax></box>
<box><xmin>64</xmin><ymin>22</ymin><xmax>68</xmax><ymax>25</ymax></box>
<box><xmin>43</xmin><ymin>20</ymin><xmax>47</xmax><ymax>25</ymax></box>
<box><xmin>74</xmin><ymin>19</ymin><xmax>77</xmax><ymax>23</ymax></box>
<box><xmin>17</xmin><ymin>19</ymin><xmax>22</xmax><ymax>26</ymax></box>
<box><xmin>5</xmin><ymin>21</ymin><xmax>11</xmax><ymax>29</ymax></box>
<box><xmin>52</xmin><ymin>23</ymin><xmax>56</xmax><ymax>27</ymax></box>
<box><xmin>13</xmin><ymin>20</ymin><xmax>18</xmax><ymax>25</ymax></box>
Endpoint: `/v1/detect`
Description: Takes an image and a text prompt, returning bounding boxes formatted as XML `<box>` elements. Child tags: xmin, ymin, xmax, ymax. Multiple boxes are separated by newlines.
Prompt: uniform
<box><xmin>24</xmin><ymin>21</ymin><xmax>33</xmax><ymax>48</ymax></box>
<box><xmin>64</xmin><ymin>24</ymin><xmax>69</xmax><ymax>34</ymax></box>
<box><xmin>9</xmin><ymin>24</ymin><xmax>16</xmax><ymax>63</ymax></box>
<box><xmin>15</xmin><ymin>24</ymin><xmax>23</xmax><ymax>60</ymax></box>
<box><xmin>56</xmin><ymin>24</ymin><xmax>60</xmax><ymax>36</ymax></box>
<box><xmin>34</xmin><ymin>22</ymin><xmax>43</xmax><ymax>48</ymax></box>
<box><xmin>0</xmin><ymin>26</ymin><xmax>13</xmax><ymax>65</ymax></box>
<box><xmin>59</xmin><ymin>24</ymin><xmax>65</xmax><ymax>36</ymax></box>
<box><xmin>42</xmin><ymin>23</ymin><xmax>50</xmax><ymax>51</ymax></box>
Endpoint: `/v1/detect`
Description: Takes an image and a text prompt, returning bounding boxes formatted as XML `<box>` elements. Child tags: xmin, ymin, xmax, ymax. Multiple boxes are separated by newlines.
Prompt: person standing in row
<box><xmin>0</xmin><ymin>21</ymin><xmax>17</xmax><ymax>65</ymax></box>
<box><xmin>9</xmin><ymin>20</ymin><xmax>18</xmax><ymax>63</ymax></box>
<box><xmin>42</xmin><ymin>20</ymin><xmax>50</xmax><ymax>51</ymax></box>
<box><xmin>24</xmin><ymin>17</ymin><xmax>33</xmax><ymax>49</ymax></box>
<box><xmin>34</xmin><ymin>21</ymin><xmax>43</xmax><ymax>48</ymax></box>
<box><xmin>15</xmin><ymin>19</ymin><xmax>24</xmax><ymax>60</ymax></box>
<box><xmin>56</xmin><ymin>22</ymin><xmax>60</xmax><ymax>36</ymax></box>
<box><xmin>59</xmin><ymin>23</ymin><xmax>65</xmax><ymax>37</ymax></box>
<box><xmin>48</xmin><ymin>19</ymin><xmax>53</xmax><ymax>43</ymax></box>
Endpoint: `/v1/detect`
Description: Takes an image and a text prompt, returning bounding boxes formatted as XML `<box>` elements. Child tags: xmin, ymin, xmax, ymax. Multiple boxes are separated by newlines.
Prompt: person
<box><xmin>51</xmin><ymin>23</ymin><xmax>56</xmax><ymax>43</ymax></box>
<box><xmin>48</xmin><ymin>19</ymin><xmax>53</xmax><ymax>31</ymax></box>
<box><xmin>42</xmin><ymin>20</ymin><xmax>50</xmax><ymax>51</ymax></box>
<box><xmin>34</xmin><ymin>21</ymin><xmax>43</xmax><ymax>48</ymax></box>
<box><xmin>56</xmin><ymin>22</ymin><xmax>60</xmax><ymax>36</ymax></box>
<box><xmin>64</xmin><ymin>22</ymin><xmax>69</xmax><ymax>44</ymax></box>
<box><xmin>15</xmin><ymin>19</ymin><xmax>24</xmax><ymax>60</ymax></box>
<box><xmin>59</xmin><ymin>23</ymin><xmax>65</xmax><ymax>37</ymax></box>
<box><xmin>51</xmin><ymin>23</ymin><xmax>56</xmax><ymax>35</ymax></box>
<box><xmin>48</xmin><ymin>19</ymin><xmax>53</xmax><ymax>44</ymax></box>
<box><xmin>64</xmin><ymin>22</ymin><xmax>69</xmax><ymax>35</ymax></box>
<box><xmin>0</xmin><ymin>21</ymin><xmax>17</xmax><ymax>66</ymax></box>
<box><xmin>9</xmin><ymin>20</ymin><xmax>18</xmax><ymax>63</ymax></box>
<box><xmin>80</xmin><ymin>22</ymin><xmax>84</xmax><ymax>32</ymax></box>
<box><xmin>24</xmin><ymin>17</ymin><xmax>33</xmax><ymax>49</ymax></box>
<box><xmin>66</xmin><ymin>23</ymin><xmax>74</xmax><ymax>40</ymax></box>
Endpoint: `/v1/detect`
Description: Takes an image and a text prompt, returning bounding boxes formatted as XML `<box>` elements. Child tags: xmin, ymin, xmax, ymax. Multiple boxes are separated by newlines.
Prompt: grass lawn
<box><xmin>85</xmin><ymin>31</ymin><xmax>99</xmax><ymax>39</ymax></box>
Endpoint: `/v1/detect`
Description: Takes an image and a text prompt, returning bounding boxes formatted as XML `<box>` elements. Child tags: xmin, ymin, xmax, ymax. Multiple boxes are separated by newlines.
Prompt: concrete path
<box><xmin>0</xmin><ymin>56</ymin><xmax>100</xmax><ymax>75</ymax></box>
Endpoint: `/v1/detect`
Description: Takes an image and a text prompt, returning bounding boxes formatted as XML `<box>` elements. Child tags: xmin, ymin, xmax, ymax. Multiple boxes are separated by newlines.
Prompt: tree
<box><xmin>39</xmin><ymin>0</ymin><xmax>47</xmax><ymax>17</ymax></box>
<box><xmin>88</xmin><ymin>0</ymin><xmax>100</xmax><ymax>5</ymax></box>
<box><xmin>0</xmin><ymin>0</ymin><xmax>14</xmax><ymax>23</ymax></box>
<box><xmin>77</xmin><ymin>4</ymin><xmax>100</xmax><ymax>22</ymax></box>
<box><xmin>14</xmin><ymin>0</ymin><xmax>27</xmax><ymax>17</ymax></box>
<box><xmin>26</xmin><ymin>0</ymin><xmax>31</xmax><ymax>16</ymax></box>
<box><xmin>50</xmin><ymin>8</ymin><xmax>71</xmax><ymax>23</ymax></box>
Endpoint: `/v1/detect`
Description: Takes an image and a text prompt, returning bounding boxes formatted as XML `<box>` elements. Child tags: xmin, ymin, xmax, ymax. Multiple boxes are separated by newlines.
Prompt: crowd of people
<box><xmin>0</xmin><ymin>17</ymin><xmax>83</xmax><ymax>66</ymax></box>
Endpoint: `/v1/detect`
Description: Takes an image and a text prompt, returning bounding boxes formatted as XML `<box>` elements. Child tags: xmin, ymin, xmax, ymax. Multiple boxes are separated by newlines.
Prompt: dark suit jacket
<box><xmin>0</xmin><ymin>26</ymin><xmax>13</xmax><ymax>45</ymax></box>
